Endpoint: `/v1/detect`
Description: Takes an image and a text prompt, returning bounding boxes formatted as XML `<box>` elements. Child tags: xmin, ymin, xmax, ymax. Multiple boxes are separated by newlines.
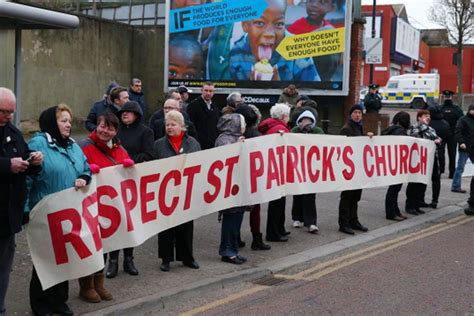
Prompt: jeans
<box><xmin>0</xmin><ymin>235</ymin><xmax>15</xmax><ymax>315</ymax></box>
<box><xmin>451</xmin><ymin>150</ymin><xmax>470</xmax><ymax>190</ymax></box>
<box><xmin>219</xmin><ymin>211</ymin><xmax>244</xmax><ymax>257</ymax></box>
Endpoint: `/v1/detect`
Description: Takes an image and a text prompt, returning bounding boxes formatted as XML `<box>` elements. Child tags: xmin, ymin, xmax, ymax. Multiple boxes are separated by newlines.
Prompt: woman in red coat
<box><xmin>78</xmin><ymin>112</ymin><xmax>134</xmax><ymax>303</ymax></box>
<box><xmin>258</xmin><ymin>103</ymin><xmax>291</xmax><ymax>242</ymax></box>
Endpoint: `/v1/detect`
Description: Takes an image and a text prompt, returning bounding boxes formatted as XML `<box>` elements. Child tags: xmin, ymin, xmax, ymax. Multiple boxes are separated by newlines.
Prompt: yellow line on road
<box><xmin>181</xmin><ymin>215</ymin><xmax>473</xmax><ymax>315</ymax></box>
<box><xmin>276</xmin><ymin>215</ymin><xmax>471</xmax><ymax>280</ymax></box>
<box><xmin>180</xmin><ymin>285</ymin><xmax>269</xmax><ymax>316</ymax></box>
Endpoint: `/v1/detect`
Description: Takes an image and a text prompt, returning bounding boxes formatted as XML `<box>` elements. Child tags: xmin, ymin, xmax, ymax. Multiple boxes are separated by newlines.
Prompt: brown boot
<box><xmin>79</xmin><ymin>275</ymin><xmax>101</xmax><ymax>303</ymax></box>
<box><xmin>94</xmin><ymin>272</ymin><xmax>113</xmax><ymax>301</ymax></box>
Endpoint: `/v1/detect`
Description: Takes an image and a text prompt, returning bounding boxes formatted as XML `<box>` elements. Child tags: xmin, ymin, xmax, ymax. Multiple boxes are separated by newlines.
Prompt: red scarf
<box><xmin>169</xmin><ymin>132</ymin><xmax>185</xmax><ymax>154</ymax></box>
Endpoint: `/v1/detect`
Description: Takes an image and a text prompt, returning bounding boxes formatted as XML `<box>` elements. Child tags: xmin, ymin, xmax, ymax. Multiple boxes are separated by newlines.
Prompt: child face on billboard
<box><xmin>241</xmin><ymin>1</ymin><xmax>286</xmax><ymax>61</ymax></box>
<box><xmin>306</xmin><ymin>0</ymin><xmax>335</xmax><ymax>23</ymax></box>
<box><xmin>169</xmin><ymin>38</ymin><xmax>204</xmax><ymax>80</ymax></box>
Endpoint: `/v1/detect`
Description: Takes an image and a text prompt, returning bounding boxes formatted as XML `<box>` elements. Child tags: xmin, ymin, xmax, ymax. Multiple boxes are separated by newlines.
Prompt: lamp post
<box><xmin>369</xmin><ymin>0</ymin><xmax>376</xmax><ymax>85</ymax></box>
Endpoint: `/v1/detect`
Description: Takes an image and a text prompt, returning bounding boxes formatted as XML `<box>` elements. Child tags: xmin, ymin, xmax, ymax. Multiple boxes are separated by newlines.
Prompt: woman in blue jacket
<box><xmin>27</xmin><ymin>104</ymin><xmax>91</xmax><ymax>316</ymax></box>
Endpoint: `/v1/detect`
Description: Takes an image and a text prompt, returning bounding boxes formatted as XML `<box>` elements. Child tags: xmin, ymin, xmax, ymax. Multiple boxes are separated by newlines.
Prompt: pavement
<box><xmin>5</xmin><ymin>172</ymin><xmax>472</xmax><ymax>315</ymax></box>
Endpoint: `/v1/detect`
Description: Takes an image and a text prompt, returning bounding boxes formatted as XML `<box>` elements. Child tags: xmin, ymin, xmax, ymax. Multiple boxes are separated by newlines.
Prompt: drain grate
<box><xmin>252</xmin><ymin>275</ymin><xmax>288</xmax><ymax>286</ymax></box>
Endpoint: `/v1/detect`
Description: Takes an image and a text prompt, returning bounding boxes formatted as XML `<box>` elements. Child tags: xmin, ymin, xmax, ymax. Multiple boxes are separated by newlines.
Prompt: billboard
<box><xmin>394</xmin><ymin>17</ymin><xmax>420</xmax><ymax>61</ymax></box>
<box><xmin>165</xmin><ymin>0</ymin><xmax>352</xmax><ymax>95</ymax></box>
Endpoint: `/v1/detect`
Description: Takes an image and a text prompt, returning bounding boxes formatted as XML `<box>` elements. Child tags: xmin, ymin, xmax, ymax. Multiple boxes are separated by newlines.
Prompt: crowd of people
<box><xmin>1</xmin><ymin>81</ymin><xmax>473</xmax><ymax>315</ymax></box>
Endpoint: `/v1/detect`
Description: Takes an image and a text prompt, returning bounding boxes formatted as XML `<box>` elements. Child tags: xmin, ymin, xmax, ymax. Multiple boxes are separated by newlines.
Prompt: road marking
<box><xmin>276</xmin><ymin>215</ymin><xmax>473</xmax><ymax>281</ymax></box>
<box><xmin>180</xmin><ymin>285</ymin><xmax>268</xmax><ymax>316</ymax></box>
<box><xmin>181</xmin><ymin>215</ymin><xmax>473</xmax><ymax>315</ymax></box>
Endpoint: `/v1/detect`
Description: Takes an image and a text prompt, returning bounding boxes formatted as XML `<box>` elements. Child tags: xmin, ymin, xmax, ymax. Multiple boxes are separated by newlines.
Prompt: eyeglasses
<box><xmin>0</xmin><ymin>109</ymin><xmax>14</xmax><ymax>115</ymax></box>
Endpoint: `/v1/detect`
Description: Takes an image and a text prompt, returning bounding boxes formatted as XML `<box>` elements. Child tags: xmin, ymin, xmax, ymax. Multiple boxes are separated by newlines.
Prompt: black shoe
<box><xmin>429</xmin><ymin>203</ymin><xmax>438</xmax><ymax>209</ymax></box>
<box><xmin>52</xmin><ymin>304</ymin><xmax>73</xmax><ymax>316</ymax></box>
<box><xmin>251</xmin><ymin>233</ymin><xmax>271</xmax><ymax>250</ymax></box>
<box><xmin>282</xmin><ymin>231</ymin><xmax>291</xmax><ymax>236</ymax></box>
<box><xmin>183</xmin><ymin>261</ymin><xmax>200</xmax><ymax>269</ymax></box>
<box><xmin>123</xmin><ymin>256</ymin><xmax>139</xmax><ymax>276</ymax></box>
<box><xmin>106</xmin><ymin>259</ymin><xmax>118</xmax><ymax>278</ymax></box>
<box><xmin>416</xmin><ymin>208</ymin><xmax>425</xmax><ymax>214</ymax></box>
<box><xmin>236</xmin><ymin>255</ymin><xmax>247</xmax><ymax>263</ymax></box>
<box><xmin>238</xmin><ymin>238</ymin><xmax>246</xmax><ymax>248</ymax></box>
<box><xmin>386</xmin><ymin>215</ymin><xmax>405</xmax><ymax>221</ymax></box>
<box><xmin>350</xmin><ymin>221</ymin><xmax>369</xmax><ymax>232</ymax></box>
<box><xmin>160</xmin><ymin>262</ymin><xmax>170</xmax><ymax>272</ymax></box>
<box><xmin>221</xmin><ymin>256</ymin><xmax>244</xmax><ymax>264</ymax></box>
<box><xmin>451</xmin><ymin>188</ymin><xmax>466</xmax><ymax>193</ymax></box>
<box><xmin>266</xmin><ymin>235</ymin><xmax>288</xmax><ymax>242</ymax></box>
<box><xmin>419</xmin><ymin>202</ymin><xmax>429</xmax><ymax>207</ymax></box>
<box><xmin>406</xmin><ymin>209</ymin><xmax>419</xmax><ymax>215</ymax></box>
<box><xmin>339</xmin><ymin>226</ymin><xmax>355</xmax><ymax>235</ymax></box>
<box><xmin>464</xmin><ymin>206</ymin><xmax>474</xmax><ymax>216</ymax></box>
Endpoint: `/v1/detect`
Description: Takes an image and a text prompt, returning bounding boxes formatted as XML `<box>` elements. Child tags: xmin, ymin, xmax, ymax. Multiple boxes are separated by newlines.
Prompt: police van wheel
<box><xmin>411</xmin><ymin>98</ymin><xmax>425</xmax><ymax>109</ymax></box>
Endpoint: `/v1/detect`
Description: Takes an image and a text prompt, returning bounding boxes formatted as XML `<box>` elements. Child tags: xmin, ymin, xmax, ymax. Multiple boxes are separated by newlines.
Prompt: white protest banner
<box><xmin>26</xmin><ymin>134</ymin><xmax>435</xmax><ymax>289</ymax></box>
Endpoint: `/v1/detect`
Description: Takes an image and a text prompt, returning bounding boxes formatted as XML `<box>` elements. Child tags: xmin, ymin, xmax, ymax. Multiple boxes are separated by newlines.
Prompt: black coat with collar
<box><xmin>186</xmin><ymin>96</ymin><xmax>221</xmax><ymax>150</ymax></box>
<box><xmin>0</xmin><ymin>122</ymin><xmax>41</xmax><ymax>237</ymax></box>
<box><xmin>340</xmin><ymin>119</ymin><xmax>363</xmax><ymax>137</ymax></box>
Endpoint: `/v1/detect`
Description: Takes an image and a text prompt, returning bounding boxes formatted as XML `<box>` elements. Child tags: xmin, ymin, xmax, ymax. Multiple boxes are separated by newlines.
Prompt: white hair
<box><xmin>270</xmin><ymin>103</ymin><xmax>290</xmax><ymax>119</ymax></box>
<box><xmin>0</xmin><ymin>87</ymin><xmax>16</xmax><ymax>107</ymax></box>
<box><xmin>226</xmin><ymin>92</ymin><xmax>242</xmax><ymax>106</ymax></box>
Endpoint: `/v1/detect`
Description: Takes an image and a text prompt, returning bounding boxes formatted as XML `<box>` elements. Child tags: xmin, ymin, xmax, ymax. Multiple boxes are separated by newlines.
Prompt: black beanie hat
<box><xmin>349</xmin><ymin>104</ymin><xmax>364</xmax><ymax>115</ymax></box>
<box><xmin>39</xmin><ymin>106</ymin><xmax>69</xmax><ymax>148</ymax></box>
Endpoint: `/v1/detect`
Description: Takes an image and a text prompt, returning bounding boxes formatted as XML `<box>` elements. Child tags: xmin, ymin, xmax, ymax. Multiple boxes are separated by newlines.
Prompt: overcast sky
<box><xmin>360</xmin><ymin>0</ymin><xmax>444</xmax><ymax>30</ymax></box>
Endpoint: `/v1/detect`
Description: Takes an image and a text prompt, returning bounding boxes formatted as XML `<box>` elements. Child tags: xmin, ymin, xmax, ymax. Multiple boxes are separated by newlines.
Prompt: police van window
<box><xmin>388</xmin><ymin>82</ymin><xmax>398</xmax><ymax>89</ymax></box>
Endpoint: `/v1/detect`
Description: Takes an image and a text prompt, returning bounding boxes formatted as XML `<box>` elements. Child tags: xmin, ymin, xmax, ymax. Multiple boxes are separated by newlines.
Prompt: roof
<box><xmin>0</xmin><ymin>1</ymin><xmax>79</xmax><ymax>29</ymax></box>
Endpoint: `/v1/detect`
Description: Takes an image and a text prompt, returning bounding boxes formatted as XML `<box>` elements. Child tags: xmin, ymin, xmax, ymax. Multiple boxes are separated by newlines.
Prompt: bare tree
<box><xmin>430</xmin><ymin>0</ymin><xmax>473</xmax><ymax>106</ymax></box>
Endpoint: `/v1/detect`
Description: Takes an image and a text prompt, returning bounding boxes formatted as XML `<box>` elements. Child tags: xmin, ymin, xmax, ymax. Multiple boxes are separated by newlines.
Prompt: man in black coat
<box><xmin>128</xmin><ymin>78</ymin><xmax>147</xmax><ymax>122</ymax></box>
<box><xmin>0</xmin><ymin>88</ymin><xmax>42</xmax><ymax>315</ymax></box>
<box><xmin>338</xmin><ymin>104</ymin><xmax>373</xmax><ymax>235</ymax></box>
<box><xmin>186</xmin><ymin>82</ymin><xmax>220</xmax><ymax>150</ymax></box>
<box><xmin>452</xmin><ymin>104</ymin><xmax>474</xmax><ymax>215</ymax></box>
<box><xmin>364</xmin><ymin>83</ymin><xmax>382</xmax><ymax>114</ymax></box>
<box><xmin>440</xmin><ymin>90</ymin><xmax>464</xmax><ymax>178</ymax></box>
<box><xmin>149</xmin><ymin>99</ymin><xmax>197</xmax><ymax>140</ymax></box>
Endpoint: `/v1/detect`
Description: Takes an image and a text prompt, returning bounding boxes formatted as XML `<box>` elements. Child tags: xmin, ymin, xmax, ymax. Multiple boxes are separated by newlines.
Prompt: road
<box><xmin>148</xmin><ymin>215</ymin><xmax>474</xmax><ymax>315</ymax></box>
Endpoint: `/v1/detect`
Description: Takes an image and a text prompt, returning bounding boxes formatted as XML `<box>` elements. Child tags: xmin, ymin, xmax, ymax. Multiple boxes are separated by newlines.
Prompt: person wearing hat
<box><xmin>452</xmin><ymin>104</ymin><xmax>474</xmax><ymax>197</ymax></box>
<box><xmin>289</xmin><ymin>97</ymin><xmax>318</xmax><ymax>128</ymax></box>
<box><xmin>291</xmin><ymin>110</ymin><xmax>324</xmax><ymax>234</ymax></box>
<box><xmin>364</xmin><ymin>83</ymin><xmax>382</xmax><ymax>114</ymax></box>
<box><xmin>178</xmin><ymin>85</ymin><xmax>192</xmax><ymax>112</ymax></box>
<box><xmin>382</xmin><ymin>111</ymin><xmax>410</xmax><ymax>221</ymax></box>
<box><xmin>440</xmin><ymin>90</ymin><xmax>463</xmax><ymax>178</ymax></box>
<box><xmin>338</xmin><ymin>104</ymin><xmax>373</xmax><ymax>234</ymax></box>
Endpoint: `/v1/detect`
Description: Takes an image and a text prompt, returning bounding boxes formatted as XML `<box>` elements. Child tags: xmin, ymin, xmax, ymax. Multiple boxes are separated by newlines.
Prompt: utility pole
<box><xmin>369</xmin><ymin>0</ymin><xmax>376</xmax><ymax>84</ymax></box>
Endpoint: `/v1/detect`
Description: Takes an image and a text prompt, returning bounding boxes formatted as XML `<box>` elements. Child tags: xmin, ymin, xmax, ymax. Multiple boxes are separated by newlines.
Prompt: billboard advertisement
<box><xmin>165</xmin><ymin>0</ymin><xmax>352</xmax><ymax>95</ymax></box>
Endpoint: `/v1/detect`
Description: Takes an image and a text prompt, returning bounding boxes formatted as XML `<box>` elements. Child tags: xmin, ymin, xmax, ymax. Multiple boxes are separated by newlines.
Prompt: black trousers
<box><xmin>468</xmin><ymin>176</ymin><xmax>474</xmax><ymax>207</ymax></box>
<box><xmin>158</xmin><ymin>221</ymin><xmax>194</xmax><ymax>263</ymax></box>
<box><xmin>431</xmin><ymin>158</ymin><xmax>441</xmax><ymax>204</ymax></box>
<box><xmin>338</xmin><ymin>189</ymin><xmax>362</xmax><ymax>226</ymax></box>
<box><xmin>30</xmin><ymin>267</ymin><xmax>69</xmax><ymax>315</ymax></box>
<box><xmin>108</xmin><ymin>247</ymin><xmax>134</xmax><ymax>261</ymax></box>
<box><xmin>266</xmin><ymin>197</ymin><xmax>287</xmax><ymax>239</ymax></box>
<box><xmin>405</xmin><ymin>182</ymin><xmax>427</xmax><ymax>210</ymax></box>
<box><xmin>291</xmin><ymin>194</ymin><xmax>317</xmax><ymax>227</ymax></box>
<box><xmin>385</xmin><ymin>183</ymin><xmax>403</xmax><ymax>218</ymax></box>
<box><xmin>446</xmin><ymin>136</ymin><xmax>457</xmax><ymax>177</ymax></box>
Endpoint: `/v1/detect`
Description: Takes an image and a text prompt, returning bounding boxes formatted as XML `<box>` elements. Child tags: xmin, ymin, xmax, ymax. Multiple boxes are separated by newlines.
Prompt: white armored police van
<box><xmin>379</xmin><ymin>73</ymin><xmax>440</xmax><ymax>108</ymax></box>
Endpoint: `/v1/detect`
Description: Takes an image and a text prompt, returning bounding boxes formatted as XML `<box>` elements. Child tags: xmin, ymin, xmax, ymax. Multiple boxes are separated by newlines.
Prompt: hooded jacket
<box><xmin>258</xmin><ymin>118</ymin><xmax>289</xmax><ymax>135</ymax></box>
<box><xmin>215</xmin><ymin>114</ymin><xmax>244</xmax><ymax>147</ymax></box>
<box><xmin>85</xmin><ymin>82</ymin><xmax>120</xmax><ymax>132</ymax></box>
<box><xmin>117</xmin><ymin>101</ymin><xmax>155</xmax><ymax>163</ymax></box>
<box><xmin>428</xmin><ymin>106</ymin><xmax>451</xmax><ymax>142</ymax></box>
<box><xmin>291</xmin><ymin>110</ymin><xmax>324</xmax><ymax>134</ymax></box>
